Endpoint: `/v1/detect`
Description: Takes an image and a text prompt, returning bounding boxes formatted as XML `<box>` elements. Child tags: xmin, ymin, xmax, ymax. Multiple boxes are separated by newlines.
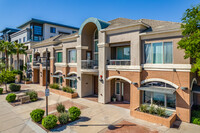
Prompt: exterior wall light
<box><xmin>63</xmin><ymin>74</ymin><xmax>65</xmax><ymax>77</ymax></box>
<box><xmin>181</xmin><ymin>87</ymin><xmax>188</xmax><ymax>90</ymax></box>
<box><xmin>132</xmin><ymin>82</ymin><xmax>138</xmax><ymax>85</ymax></box>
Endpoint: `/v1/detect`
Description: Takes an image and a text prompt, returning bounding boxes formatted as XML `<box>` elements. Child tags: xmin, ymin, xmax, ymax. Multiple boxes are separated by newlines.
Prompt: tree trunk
<box><xmin>5</xmin><ymin>83</ymin><xmax>7</xmax><ymax>92</ymax></box>
<box><xmin>17</xmin><ymin>51</ymin><xmax>19</xmax><ymax>70</ymax></box>
<box><xmin>5</xmin><ymin>50</ymin><xmax>8</xmax><ymax>70</ymax></box>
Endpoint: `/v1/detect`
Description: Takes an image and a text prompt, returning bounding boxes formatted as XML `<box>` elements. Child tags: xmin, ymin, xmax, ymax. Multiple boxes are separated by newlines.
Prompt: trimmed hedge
<box><xmin>26</xmin><ymin>90</ymin><xmax>38</xmax><ymax>102</ymax></box>
<box><xmin>30</xmin><ymin>109</ymin><xmax>45</xmax><ymax>122</ymax></box>
<box><xmin>42</xmin><ymin>115</ymin><xmax>57</xmax><ymax>129</ymax></box>
<box><xmin>6</xmin><ymin>93</ymin><xmax>16</xmax><ymax>102</ymax></box>
<box><xmin>9</xmin><ymin>83</ymin><xmax>21</xmax><ymax>92</ymax></box>
<box><xmin>0</xmin><ymin>88</ymin><xmax>3</xmax><ymax>94</ymax></box>
<box><xmin>68</xmin><ymin>106</ymin><xmax>81</xmax><ymax>121</ymax></box>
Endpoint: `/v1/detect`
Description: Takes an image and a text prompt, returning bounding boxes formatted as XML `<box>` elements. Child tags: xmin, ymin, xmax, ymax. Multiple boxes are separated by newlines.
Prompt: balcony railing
<box><xmin>81</xmin><ymin>60</ymin><xmax>98</xmax><ymax>69</ymax></box>
<box><xmin>108</xmin><ymin>60</ymin><xmax>130</xmax><ymax>65</ymax></box>
<box><xmin>42</xmin><ymin>60</ymin><xmax>50</xmax><ymax>66</ymax></box>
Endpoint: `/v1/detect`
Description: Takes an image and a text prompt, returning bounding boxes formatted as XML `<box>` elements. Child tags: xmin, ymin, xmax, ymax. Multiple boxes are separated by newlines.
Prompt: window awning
<box><xmin>64</xmin><ymin>76</ymin><xmax>77</xmax><ymax>80</ymax></box>
<box><xmin>138</xmin><ymin>86</ymin><xmax>176</xmax><ymax>94</ymax></box>
<box><xmin>51</xmin><ymin>75</ymin><xmax>61</xmax><ymax>78</ymax></box>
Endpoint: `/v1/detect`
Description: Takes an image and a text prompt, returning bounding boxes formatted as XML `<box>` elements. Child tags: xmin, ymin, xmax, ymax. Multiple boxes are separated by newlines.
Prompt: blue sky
<box><xmin>0</xmin><ymin>0</ymin><xmax>199</xmax><ymax>31</ymax></box>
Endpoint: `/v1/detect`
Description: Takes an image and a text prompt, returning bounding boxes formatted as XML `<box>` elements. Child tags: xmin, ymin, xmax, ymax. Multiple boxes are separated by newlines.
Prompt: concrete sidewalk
<box><xmin>0</xmin><ymin>84</ymin><xmax>200</xmax><ymax>133</ymax></box>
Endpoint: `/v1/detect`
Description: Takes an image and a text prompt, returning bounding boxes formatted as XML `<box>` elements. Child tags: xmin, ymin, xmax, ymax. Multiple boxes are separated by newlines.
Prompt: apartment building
<box><xmin>9</xmin><ymin>18</ymin><xmax>79</xmax><ymax>73</ymax></box>
<box><xmin>31</xmin><ymin>17</ymin><xmax>200</xmax><ymax>126</ymax></box>
<box><xmin>0</xmin><ymin>28</ymin><xmax>19</xmax><ymax>62</ymax></box>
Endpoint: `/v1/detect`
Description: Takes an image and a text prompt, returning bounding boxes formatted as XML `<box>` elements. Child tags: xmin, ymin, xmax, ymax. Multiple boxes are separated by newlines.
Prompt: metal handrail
<box><xmin>108</xmin><ymin>60</ymin><xmax>130</xmax><ymax>65</ymax></box>
<box><xmin>81</xmin><ymin>60</ymin><xmax>98</xmax><ymax>69</ymax></box>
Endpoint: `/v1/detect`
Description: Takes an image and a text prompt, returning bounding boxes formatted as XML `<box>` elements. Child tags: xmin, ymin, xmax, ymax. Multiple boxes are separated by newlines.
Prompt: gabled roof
<box><xmin>17</xmin><ymin>18</ymin><xmax>79</xmax><ymax>30</ymax></box>
<box><xmin>0</xmin><ymin>27</ymin><xmax>19</xmax><ymax>33</ymax></box>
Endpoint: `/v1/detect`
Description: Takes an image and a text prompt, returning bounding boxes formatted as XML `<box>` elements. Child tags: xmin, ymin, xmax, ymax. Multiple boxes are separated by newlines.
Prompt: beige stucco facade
<box><xmin>29</xmin><ymin>17</ymin><xmax>200</xmax><ymax>126</ymax></box>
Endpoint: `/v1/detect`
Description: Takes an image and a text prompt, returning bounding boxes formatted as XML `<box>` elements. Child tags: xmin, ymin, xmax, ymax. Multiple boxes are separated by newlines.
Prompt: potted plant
<box><xmin>112</xmin><ymin>95</ymin><xmax>117</xmax><ymax>102</ymax></box>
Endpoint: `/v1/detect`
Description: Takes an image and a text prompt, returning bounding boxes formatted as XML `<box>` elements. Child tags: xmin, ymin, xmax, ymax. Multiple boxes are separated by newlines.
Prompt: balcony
<box><xmin>42</xmin><ymin>60</ymin><xmax>50</xmax><ymax>67</ymax></box>
<box><xmin>81</xmin><ymin>60</ymin><xmax>98</xmax><ymax>69</ymax></box>
<box><xmin>108</xmin><ymin>60</ymin><xmax>130</xmax><ymax>65</ymax></box>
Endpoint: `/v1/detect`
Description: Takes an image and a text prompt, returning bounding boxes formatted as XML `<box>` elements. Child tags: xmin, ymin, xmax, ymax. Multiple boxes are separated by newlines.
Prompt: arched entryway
<box><xmin>106</xmin><ymin>76</ymin><xmax>131</xmax><ymax>109</ymax></box>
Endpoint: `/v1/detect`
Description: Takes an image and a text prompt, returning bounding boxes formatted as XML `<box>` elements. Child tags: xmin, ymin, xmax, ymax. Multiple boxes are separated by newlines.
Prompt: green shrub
<box><xmin>58</xmin><ymin>113</ymin><xmax>69</xmax><ymax>124</ymax></box>
<box><xmin>49</xmin><ymin>83</ymin><xmax>59</xmax><ymax>89</ymax></box>
<box><xmin>149</xmin><ymin>105</ymin><xmax>155</xmax><ymax>114</ymax></box>
<box><xmin>0</xmin><ymin>88</ymin><xmax>3</xmax><ymax>94</ymax></box>
<box><xmin>9</xmin><ymin>83</ymin><xmax>21</xmax><ymax>92</ymax></box>
<box><xmin>42</xmin><ymin>115</ymin><xmax>57</xmax><ymax>129</ymax></box>
<box><xmin>192</xmin><ymin>117</ymin><xmax>200</xmax><ymax>125</ymax></box>
<box><xmin>192</xmin><ymin>110</ymin><xmax>200</xmax><ymax>118</ymax></box>
<box><xmin>6</xmin><ymin>93</ymin><xmax>16</xmax><ymax>102</ymax></box>
<box><xmin>56</xmin><ymin>103</ymin><xmax>65</xmax><ymax>113</ymax></box>
<box><xmin>68</xmin><ymin>106</ymin><xmax>81</xmax><ymax>121</ymax></box>
<box><xmin>30</xmin><ymin>109</ymin><xmax>45</xmax><ymax>122</ymax></box>
<box><xmin>26</xmin><ymin>90</ymin><xmax>38</xmax><ymax>102</ymax></box>
<box><xmin>156</xmin><ymin>106</ymin><xmax>166</xmax><ymax>116</ymax></box>
<box><xmin>62</xmin><ymin>86</ymin><xmax>74</xmax><ymax>94</ymax></box>
<box><xmin>139</xmin><ymin>104</ymin><xmax>148</xmax><ymax>113</ymax></box>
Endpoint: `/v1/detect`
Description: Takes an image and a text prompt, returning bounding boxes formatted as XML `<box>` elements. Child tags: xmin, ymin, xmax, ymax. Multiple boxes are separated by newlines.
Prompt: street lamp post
<box><xmin>38</xmin><ymin>48</ymin><xmax>49</xmax><ymax>116</ymax></box>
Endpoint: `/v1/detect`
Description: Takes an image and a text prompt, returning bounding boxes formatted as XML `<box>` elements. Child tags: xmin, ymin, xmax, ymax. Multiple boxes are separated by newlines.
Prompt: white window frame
<box><xmin>68</xmin><ymin>49</ymin><xmax>77</xmax><ymax>63</ymax></box>
<box><xmin>144</xmin><ymin>41</ymin><xmax>173</xmax><ymax>64</ymax></box>
<box><xmin>142</xmin><ymin>91</ymin><xmax>176</xmax><ymax>111</ymax></box>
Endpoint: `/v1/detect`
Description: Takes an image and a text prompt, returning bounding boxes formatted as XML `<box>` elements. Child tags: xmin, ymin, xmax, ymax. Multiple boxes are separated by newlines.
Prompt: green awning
<box><xmin>51</xmin><ymin>75</ymin><xmax>61</xmax><ymax>78</ymax></box>
<box><xmin>64</xmin><ymin>76</ymin><xmax>76</xmax><ymax>80</ymax></box>
<box><xmin>138</xmin><ymin>86</ymin><xmax>176</xmax><ymax>94</ymax></box>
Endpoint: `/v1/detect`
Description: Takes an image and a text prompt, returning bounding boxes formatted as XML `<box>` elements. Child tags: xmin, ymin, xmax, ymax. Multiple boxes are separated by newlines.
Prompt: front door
<box><xmin>115</xmin><ymin>82</ymin><xmax>124</xmax><ymax>101</ymax></box>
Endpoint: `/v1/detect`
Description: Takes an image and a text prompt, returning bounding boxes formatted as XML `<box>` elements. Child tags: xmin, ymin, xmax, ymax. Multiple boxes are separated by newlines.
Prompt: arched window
<box><xmin>94</xmin><ymin>29</ymin><xmax>98</xmax><ymax>62</ymax></box>
<box><xmin>139</xmin><ymin>81</ymin><xmax>176</xmax><ymax>109</ymax></box>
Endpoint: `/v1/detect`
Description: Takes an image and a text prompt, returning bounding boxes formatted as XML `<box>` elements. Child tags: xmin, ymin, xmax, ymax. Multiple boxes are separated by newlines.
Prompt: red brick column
<box><xmin>62</xmin><ymin>67</ymin><xmax>67</xmax><ymax>87</ymax></box>
<box><xmin>50</xmin><ymin>59</ymin><xmax>54</xmax><ymax>84</ymax></box>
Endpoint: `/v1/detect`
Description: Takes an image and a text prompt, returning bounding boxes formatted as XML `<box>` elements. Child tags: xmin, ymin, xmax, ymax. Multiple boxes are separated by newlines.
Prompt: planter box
<box><xmin>21</xmin><ymin>81</ymin><xmax>32</xmax><ymax>84</ymax></box>
<box><xmin>131</xmin><ymin>109</ymin><xmax>177</xmax><ymax>128</ymax></box>
<box><xmin>49</xmin><ymin>88</ymin><xmax>78</xmax><ymax>98</ymax></box>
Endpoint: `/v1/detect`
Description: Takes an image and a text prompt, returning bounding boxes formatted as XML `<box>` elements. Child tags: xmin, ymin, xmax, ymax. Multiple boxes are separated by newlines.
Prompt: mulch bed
<box><xmin>104</xmin><ymin>120</ymin><xmax>158</xmax><ymax>133</ymax></box>
<box><xmin>41</xmin><ymin>100</ymin><xmax>88</xmax><ymax>113</ymax></box>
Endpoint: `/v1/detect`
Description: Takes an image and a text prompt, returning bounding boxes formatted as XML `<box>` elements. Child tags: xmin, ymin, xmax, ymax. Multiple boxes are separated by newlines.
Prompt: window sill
<box><xmin>142</xmin><ymin>64</ymin><xmax>191</xmax><ymax>72</ymax></box>
<box><xmin>67</xmin><ymin>63</ymin><xmax>77</xmax><ymax>67</ymax></box>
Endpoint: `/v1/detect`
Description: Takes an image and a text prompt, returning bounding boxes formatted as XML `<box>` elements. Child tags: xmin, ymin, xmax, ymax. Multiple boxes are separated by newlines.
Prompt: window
<box><xmin>116</xmin><ymin>46</ymin><xmax>130</xmax><ymax>60</ymax></box>
<box><xmin>143</xmin><ymin>91</ymin><xmax>176</xmax><ymax>109</ymax></box>
<box><xmin>50</xmin><ymin>27</ymin><xmax>56</xmax><ymax>33</ymax></box>
<box><xmin>29</xmin><ymin>55</ymin><xmax>32</xmax><ymax>62</ymax></box>
<box><xmin>72</xmin><ymin>31</ymin><xmax>77</xmax><ymax>34</ymax></box>
<box><xmin>94</xmin><ymin>30</ymin><xmax>98</xmax><ymax>61</ymax></box>
<box><xmin>56</xmin><ymin>52</ymin><xmax>62</xmax><ymax>62</ymax></box>
<box><xmin>23</xmin><ymin>37</ymin><xmax>26</xmax><ymax>42</ymax></box>
<box><xmin>144</xmin><ymin>42</ymin><xmax>173</xmax><ymax>64</ymax></box>
<box><xmin>19</xmin><ymin>38</ymin><xmax>21</xmax><ymax>43</ymax></box>
<box><xmin>70</xmin><ymin>80</ymin><xmax>77</xmax><ymax>89</ymax></box>
<box><xmin>34</xmin><ymin>25</ymin><xmax>42</xmax><ymax>35</ymax></box>
<box><xmin>68</xmin><ymin>49</ymin><xmax>77</xmax><ymax>63</ymax></box>
<box><xmin>115</xmin><ymin>82</ymin><xmax>120</xmax><ymax>95</ymax></box>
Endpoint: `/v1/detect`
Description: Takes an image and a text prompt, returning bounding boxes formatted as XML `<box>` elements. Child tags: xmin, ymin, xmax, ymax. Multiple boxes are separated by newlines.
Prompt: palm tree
<box><xmin>0</xmin><ymin>40</ymin><xmax>14</xmax><ymax>69</ymax></box>
<box><xmin>13</xmin><ymin>42</ymin><xmax>27</xmax><ymax>70</ymax></box>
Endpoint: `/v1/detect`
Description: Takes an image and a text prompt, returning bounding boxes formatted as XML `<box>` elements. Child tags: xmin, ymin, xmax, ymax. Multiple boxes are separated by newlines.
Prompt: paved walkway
<box><xmin>0</xmin><ymin>84</ymin><xmax>200</xmax><ymax>133</ymax></box>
